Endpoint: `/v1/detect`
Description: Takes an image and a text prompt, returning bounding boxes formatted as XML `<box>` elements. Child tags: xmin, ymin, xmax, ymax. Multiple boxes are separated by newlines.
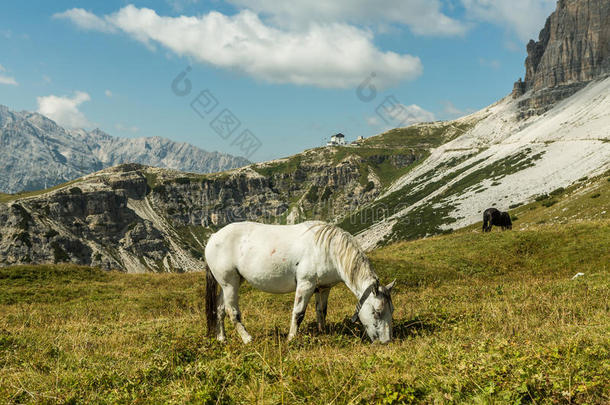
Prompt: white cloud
<box><xmin>115</xmin><ymin>123</ymin><xmax>139</xmax><ymax>133</ymax></box>
<box><xmin>368</xmin><ymin>103</ymin><xmax>435</xmax><ymax>130</ymax></box>
<box><xmin>461</xmin><ymin>0</ymin><xmax>556</xmax><ymax>42</ymax></box>
<box><xmin>439</xmin><ymin>100</ymin><xmax>476</xmax><ymax>120</ymax></box>
<box><xmin>0</xmin><ymin>75</ymin><xmax>18</xmax><ymax>86</ymax></box>
<box><xmin>227</xmin><ymin>0</ymin><xmax>468</xmax><ymax>36</ymax></box>
<box><xmin>395</xmin><ymin>104</ymin><xmax>436</xmax><ymax>125</ymax></box>
<box><xmin>53</xmin><ymin>8</ymin><xmax>117</xmax><ymax>33</ymax></box>
<box><xmin>37</xmin><ymin>91</ymin><xmax>92</xmax><ymax>128</ymax></box>
<box><xmin>478</xmin><ymin>57</ymin><xmax>501</xmax><ymax>69</ymax></box>
<box><xmin>54</xmin><ymin>6</ymin><xmax>423</xmax><ymax>89</ymax></box>
<box><xmin>105</xmin><ymin>89</ymin><xmax>113</xmax><ymax>97</ymax></box>
<box><xmin>366</xmin><ymin>116</ymin><xmax>381</xmax><ymax>126</ymax></box>
<box><xmin>440</xmin><ymin>100</ymin><xmax>465</xmax><ymax>119</ymax></box>
<box><xmin>0</xmin><ymin>65</ymin><xmax>18</xmax><ymax>86</ymax></box>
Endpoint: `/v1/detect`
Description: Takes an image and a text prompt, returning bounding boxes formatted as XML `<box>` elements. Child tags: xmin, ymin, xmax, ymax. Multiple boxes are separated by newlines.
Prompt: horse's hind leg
<box><xmin>216</xmin><ymin>290</ymin><xmax>226</xmax><ymax>342</ymax></box>
<box><xmin>288</xmin><ymin>280</ymin><xmax>316</xmax><ymax>341</ymax></box>
<box><xmin>315</xmin><ymin>288</ymin><xmax>330</xmax><ymax>333</ymax></box>
<box><xmin>221</xmin><ymin>277</ymin><xmax>252</xmax><ymax>344</ymax></box>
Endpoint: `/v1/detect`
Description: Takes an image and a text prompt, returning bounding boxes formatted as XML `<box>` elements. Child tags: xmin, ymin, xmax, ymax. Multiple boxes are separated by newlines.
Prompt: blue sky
<box><xmin>0</xmin><ymin>0</ymin><xmax>556</xmax><ymax>162</ymax></box>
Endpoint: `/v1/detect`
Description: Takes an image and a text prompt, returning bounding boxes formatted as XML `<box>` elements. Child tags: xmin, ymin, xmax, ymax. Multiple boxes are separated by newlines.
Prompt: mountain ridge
<box><xmin>0</xmin><ymin>0</ymin><xmax>608</xmax><ymax>271</ymax></box>
<box><xmin>0</xmin><ymin>105</ymin><xmax>250</xmax><ymax>193</ymax></box>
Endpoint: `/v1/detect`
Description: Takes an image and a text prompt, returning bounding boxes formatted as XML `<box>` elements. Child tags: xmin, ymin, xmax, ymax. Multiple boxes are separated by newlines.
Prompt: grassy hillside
<box><xmin>461</xmin><ymin>171</ymin><xmax>610</xmax><ymax>233</ymax></box>
<box><xmin>1</xmin><ymin>220</ymin><xmax>608</xmax><ymax>403</ymax></box>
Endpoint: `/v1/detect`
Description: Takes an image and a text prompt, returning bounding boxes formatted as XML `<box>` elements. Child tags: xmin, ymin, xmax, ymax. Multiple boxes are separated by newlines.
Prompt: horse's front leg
<box><xmin>315</xmin><ymin>288</ymin><xmax>331</xmax><ymax>333</ymax></box>
<box><xmin>287</xmin><ymin>281</ymin><xmax>315</xmax><ymax>341</ymax></box>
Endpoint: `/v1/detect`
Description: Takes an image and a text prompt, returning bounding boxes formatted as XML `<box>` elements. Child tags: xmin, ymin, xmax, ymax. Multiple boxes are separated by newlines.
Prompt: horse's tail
<box><xmin>482</xmin><ymin>213</ymin><xmax>489</xmax><ymax>232</ymax></box>
<box><xmin>205</xmin><ymin>263</ymin><xmax>218</xmax><ymax>337</ymax></box>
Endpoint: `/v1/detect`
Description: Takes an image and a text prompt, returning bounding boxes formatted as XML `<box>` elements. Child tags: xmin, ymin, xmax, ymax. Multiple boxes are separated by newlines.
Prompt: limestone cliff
<box><xmin>512</xmin><ymin>0</ymin><xmax>609</xmax><ymax>117</ymax></box>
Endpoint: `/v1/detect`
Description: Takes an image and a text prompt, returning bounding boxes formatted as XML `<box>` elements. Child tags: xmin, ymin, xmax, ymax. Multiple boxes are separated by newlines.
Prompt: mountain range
<box><xmin>0</xmin><ymin>0</ymin><xmax>608</xmax><ymax>272</ymax></box>
<box><xmin>0</xmin><ymin>106</ymin><xmax>250</xmax><ymax>193</ymax></box>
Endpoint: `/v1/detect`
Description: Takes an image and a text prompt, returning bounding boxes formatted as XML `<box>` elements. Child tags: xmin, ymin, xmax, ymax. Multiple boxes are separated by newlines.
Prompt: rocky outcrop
<box><xmin>0</xmin><ymin>166</ymin><xmax>175</xmax><ymax>272</ymax></box>
<box><xmin>0</xmin><ymin>144</ymin><xmax>421</xmax><ymax>271</ymax></box>
<box><xmin>0</xmin><ymin>105</ymin><xmax>250</xmax><ymax>193</ymax></box>
<box><xmin>513</xmin><ymin>0</ymin><xmax>610</xmax><ymax>117</ymax></box>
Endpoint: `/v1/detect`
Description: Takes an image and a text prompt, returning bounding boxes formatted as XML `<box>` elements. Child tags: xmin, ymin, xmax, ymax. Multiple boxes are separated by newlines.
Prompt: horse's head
<box><xmin>358</xmin><ymin>280</ymin><xmax>395</xmax><ymax>344</ymax></box>
<box><xmin>502</xmin><ymin>212</ymin><xmax>513</xmax><ymax>229</ymax></box>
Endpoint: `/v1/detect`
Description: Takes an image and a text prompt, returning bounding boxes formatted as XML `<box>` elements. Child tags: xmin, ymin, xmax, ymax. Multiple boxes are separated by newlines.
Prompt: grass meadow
<box><xmin>1</xmin><ymin>218</ymin><xmax>608</xmax><ymax>404</ymax></box>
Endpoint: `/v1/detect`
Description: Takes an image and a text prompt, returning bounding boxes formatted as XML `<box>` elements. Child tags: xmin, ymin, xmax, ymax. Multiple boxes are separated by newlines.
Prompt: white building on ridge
<box><xmin>327</xmin><ymin>133</ymin><xmax>346</xmax><ymax>146</ymax></box>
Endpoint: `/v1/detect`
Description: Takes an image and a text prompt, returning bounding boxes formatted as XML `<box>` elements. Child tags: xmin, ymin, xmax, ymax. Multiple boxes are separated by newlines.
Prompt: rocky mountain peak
<box><xmin>0</xmin><ymin>105</ymin><xmax>251</xmax><ymax>193</ymax></box>
<box><xmin>512</xmin><ymin>0</ymin><xmax>610</xmax><ymax>117</ymax></box>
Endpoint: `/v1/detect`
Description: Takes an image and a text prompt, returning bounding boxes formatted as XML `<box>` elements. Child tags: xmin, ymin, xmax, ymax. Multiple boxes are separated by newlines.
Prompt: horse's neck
<box><xmin>341</xmin><ymin>267</ymin><xmax>377</xmax><ymax>298</ymax></box>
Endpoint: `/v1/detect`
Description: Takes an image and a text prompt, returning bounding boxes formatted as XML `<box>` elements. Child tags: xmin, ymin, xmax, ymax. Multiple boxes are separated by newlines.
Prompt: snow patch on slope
<box><xmin>357</xmin><ymin>78</ymin><xmax>610</xmax><ymax>250</ymax></box>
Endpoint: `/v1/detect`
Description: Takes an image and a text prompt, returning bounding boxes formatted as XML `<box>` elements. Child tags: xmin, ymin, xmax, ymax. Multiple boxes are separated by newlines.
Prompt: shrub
<box><xmin>14</xmin><ymin>232</ymin><xmax>32</xmax><ymax>248</ymax></box>
<box><xmin>550</xmin><ymin>187</ymin><xmax>564</xmax><ymax>196</ymax></box>
<box><xmin>153</xmin><ymin>185</ymin><xmax>167</xmax><ymax>194</ymax></box>
<box><xmin>51</xmin><ymin>242</ymin><xmax>70</xmax><ymax>263</ymax></box>
<box><xmin>320</xmin><ymin>187</ymin><xmax>333</xmax><ymax>202</ymax></box>
<box><xmin>44</xmin><ymin>229</ymin><xmax>59</xmax><ymax>239</ymax></box>
<box><xmin>305</xmin><ymin>185</ymin><xmax>319</xmax><ymax>203</ymax></box>
<box><xmin>174</xmin><ymin>177</ymin><xmax>192</xmax><ymax>185</ymax></box>
<box><xmin>12</xmin><ymin>204</ymin><xmax>32</xmax><ymax>230</ymax></box>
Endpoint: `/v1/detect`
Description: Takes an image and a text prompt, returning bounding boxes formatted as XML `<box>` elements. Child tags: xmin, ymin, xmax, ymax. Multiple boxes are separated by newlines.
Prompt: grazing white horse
<box><xmin>205</xmin><ymin>221</ymin><xmax>395</xmax><ymax>344</ymax></box>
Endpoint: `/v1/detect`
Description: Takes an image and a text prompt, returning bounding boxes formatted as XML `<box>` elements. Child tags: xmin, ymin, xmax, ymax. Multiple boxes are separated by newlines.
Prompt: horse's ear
<box><xmin>386</xmin><ymin>279</ymin><xmax>396</xmax><ymax>292</ymax></box>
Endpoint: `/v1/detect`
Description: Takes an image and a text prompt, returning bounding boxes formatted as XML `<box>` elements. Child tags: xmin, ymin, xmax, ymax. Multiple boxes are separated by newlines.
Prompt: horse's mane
<box><xmin>308</xmin><ymin>222</ymin><xmax>376</xmax><ymax>286</ymax></box>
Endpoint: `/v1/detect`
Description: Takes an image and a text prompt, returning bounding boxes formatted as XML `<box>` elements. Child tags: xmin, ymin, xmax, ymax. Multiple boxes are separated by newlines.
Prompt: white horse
<box><xmin>204</xmin><ymin>221</ymin><xmax>395</xmax><ymax>344</ymax></box>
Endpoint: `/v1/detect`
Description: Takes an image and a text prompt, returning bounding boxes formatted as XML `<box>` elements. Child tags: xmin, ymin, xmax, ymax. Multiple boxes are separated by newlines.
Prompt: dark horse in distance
<box><xmin>482</xmin><ymin>208</ymin><xmax>512</xmax><ymax>232</ymax></box>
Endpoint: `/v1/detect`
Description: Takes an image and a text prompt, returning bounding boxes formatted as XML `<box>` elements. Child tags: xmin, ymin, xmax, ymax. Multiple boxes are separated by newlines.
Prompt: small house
<box><xmin>351</xmin><ymin>136</ymin><xmax>365</xmax><ymax>146</ymax></box>
<box><xmin>327</xmin><ymin>133</ymin><xmax>346</xmax><ymax>146</ymax></box>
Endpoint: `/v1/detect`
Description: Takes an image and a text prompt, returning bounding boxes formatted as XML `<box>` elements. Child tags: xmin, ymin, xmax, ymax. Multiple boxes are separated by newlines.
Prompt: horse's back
<box><xmin>205</xmin><ymin>222</ymin><xmax>326</xmax><ymax>293</ymax></box>
<box><xmin>483</xmin><ymin>207</ymin><xmax>499</xmax><ymax>217</ymax></box>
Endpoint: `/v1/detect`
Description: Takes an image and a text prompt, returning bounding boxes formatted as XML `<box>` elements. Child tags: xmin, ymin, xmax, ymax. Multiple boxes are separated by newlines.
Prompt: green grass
<box><xmin>1</xmin><ymin>219</ymin><xmax>608</xmax><ymax>404</ymax></box>
<box><xmin>0</xmin><ymin>179</ymin><xmax>82</xmax><ymax>203</ymax></box>
<box><xmin>361</xmin><ymin>122</ymin><xmax>475</xmax><ymax>149</ymax></box>
<box><xmin>143</xmin><ymin>171</ymin><xmax>160</xmax><ymax>191</ymax></box>
<box><xmin>252</xmin><ymin>155</ymin><xmax>304</xmax><ymax>178</ymax></box>
<box><xmin>331</xmin><ymin>146</ymin><xmax>426</xmax><ymax>189</ymax></box>
<box><xmin>339</xmin><ymin>156</ymin><xmax>490</xmax><ymax>236</ymax></box>
<box><xmin>462</xmin><ymin>171</ymin><xmax>610</xmax><ymax>233</ymax></box>
<box><xmin>340</xmin><ymin>148</ymin><xmax>549</xmax><ymax>241</ymax></box>
<box><xmin>253</xmin><ymin>147</ymin><xmax>425</xmax><ymax>191</ymax></box>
